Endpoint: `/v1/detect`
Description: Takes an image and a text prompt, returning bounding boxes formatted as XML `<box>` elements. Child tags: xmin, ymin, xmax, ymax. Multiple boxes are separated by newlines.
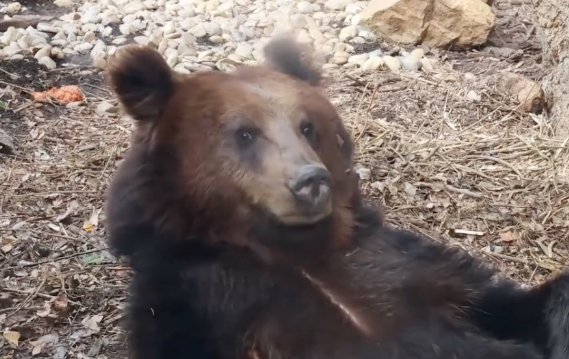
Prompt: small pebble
<box><xmin>38</xmin><ymin>56</ymin><xmax>56</xmax><ymax>70</ymax></box>
<box><xmin>383</xmin><ymin>56</ymin><xmax>401</xmax><ymax>72</ymax></box>
<box><xmin>420</xmin><ymin>58</ymin><xmax>434</xmax><ymax>72</ymax></box>
<box><xmin>356</xmin><ymin>167</ymin><xmax>371</xmax><ymax>180</ymax></box>
<box><xmin>361</xmin><ymin>57</ymin><xmax>383</xmax><ymax>71</ymax></box>
<box><xmin>467</xmin><ymin>90</ymin><xmax>481</xmax><ymax>102</ymax></box>
<box><xmin>401</xmin><ymin>56</ymin><xmax>421</xmax><ymax>71</ymax></box>
<box><xmin>347</xmin><ymin>53</ymin><xmax>368</xmax><ymax>65</ymax></box>
<box><xmin>97</xmin><ymin>102</ymin><xmax>118</xmax><ymax>115</ymax></box>
<box><xmin>410</xmin><ymin>48</ymin><xmax>425</xmax><ymax>59</ymax></box>
<box><xmin>338</xmin><ymin>25</ymin><xmax>357</xmax><ymax>42</ymax></box>
<box><xmin>235</xmin><ymin>43</ymin><xmax>253</xmax><ymax>58</ymax></box>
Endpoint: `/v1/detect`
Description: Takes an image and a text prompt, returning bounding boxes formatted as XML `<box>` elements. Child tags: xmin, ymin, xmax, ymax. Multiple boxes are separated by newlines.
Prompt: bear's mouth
<box><xmin>272</xmin><ymin>204</ymin><xmax>333</xmax><ymax>226</ymax></box>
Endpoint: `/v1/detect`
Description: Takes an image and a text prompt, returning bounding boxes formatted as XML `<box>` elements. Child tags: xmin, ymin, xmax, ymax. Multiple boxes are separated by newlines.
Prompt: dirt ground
<box><xmin>0</xmin><ymin>1</ymin><xmax>568</xmax><ymax>358</ymax></box>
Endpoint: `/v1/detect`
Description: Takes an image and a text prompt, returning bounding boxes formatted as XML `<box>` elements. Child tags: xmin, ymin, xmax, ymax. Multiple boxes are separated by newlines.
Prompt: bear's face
<box><xmin>107</xmin><ymin>37</ymin><xmax>358</xmax><ymax>256</ymax></box>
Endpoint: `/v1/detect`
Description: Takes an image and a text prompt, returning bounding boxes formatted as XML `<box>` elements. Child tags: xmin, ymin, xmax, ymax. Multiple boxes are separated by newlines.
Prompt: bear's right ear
<box><xmin>107</xmin><ymin>45</ymin><xmax>175</xmax><ymax>123</ymax></box>
<box><xmin>263</xmin><ymin>35</ymin><xmax>323</xmax><ymax>87</ymax></box>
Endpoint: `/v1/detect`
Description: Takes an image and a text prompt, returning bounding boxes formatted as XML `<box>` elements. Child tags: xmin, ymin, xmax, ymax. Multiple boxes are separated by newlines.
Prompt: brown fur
<box><xmin>106</xmin><ymin>36</ymin><xmax>361</xmax><ymax>265</ymax></box>
<box><xmin>105</xmin><ymin>36</ymin><xmax>569</xmax><ymax>359</ymax></box>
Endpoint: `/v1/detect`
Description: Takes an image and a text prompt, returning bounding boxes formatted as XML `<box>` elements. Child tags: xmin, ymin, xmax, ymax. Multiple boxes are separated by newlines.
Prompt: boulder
<box><xmin>360</xmin><ymin>0</ymin><xmax>495</xmax><ymax>48</ymax></box>
<box><xmin>424</xmin><ymin>0</ymin><xmax>495</xmax><ymax>47</ymax></box>
<box><xmin>359</xmin><ymin>0</ymin><xmax>433</xmax><ymax>45</ymax></box>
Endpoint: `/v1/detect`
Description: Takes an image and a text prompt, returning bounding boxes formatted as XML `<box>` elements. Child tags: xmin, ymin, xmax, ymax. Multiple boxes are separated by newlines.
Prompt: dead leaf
<box><xmin>81</xmin><ymin>315</ymin><xmax>103</xmax><ymax>332</ymax></box>
<box><xmin>36</xmin><ymin>303</ymin><xmax>51</xmax><ymax>318</ymax></box>
<box><xmin>3</xmin><ymin>331</ymin><xmax>21</xmax><ymax>346</ymax></box>
<box><xmin>30</xmin><ymin>333</ymin><xmax>59</xmax><ymax>356</ymax></box>
<box><xmin>1</xmin><ymin>235</ymin><xmax>16</xmax><ymax>249</ymax></box>
<box><xmin>82</xmin><ymin>208</ymin><xmax>101</xmax><ymax>232</ymax></box>
<box><xmin>56</xmin><ymin>200</ymin><xmax>79</xmax><ymax>222</ymax></box>
<box><xmin>499</xmin><ymin>231</ymin><xmax>514</xmax><ymax>242</ymax></box>
<box><xmin>404</xmin><ymin>182</ymin><xmax>417</xmax><ymax>197</ymax></box>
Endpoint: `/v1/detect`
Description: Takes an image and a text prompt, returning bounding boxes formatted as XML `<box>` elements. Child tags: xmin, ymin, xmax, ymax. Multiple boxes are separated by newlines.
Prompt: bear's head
<box><xmin>105</xmin><ymin>36</ymin><xmax>362</xmax><ymax>264</ymax></box>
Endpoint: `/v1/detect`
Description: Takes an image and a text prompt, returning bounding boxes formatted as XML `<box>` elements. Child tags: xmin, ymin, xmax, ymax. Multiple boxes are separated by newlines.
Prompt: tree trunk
<box><xmin>534</xmin><ymin>0</ymin><xmax>569</xmax><ymax>135</ymax></box>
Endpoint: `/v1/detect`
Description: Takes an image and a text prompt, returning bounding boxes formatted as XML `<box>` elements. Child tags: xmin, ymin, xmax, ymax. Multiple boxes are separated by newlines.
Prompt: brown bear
<box><xmin>104</xmin><ymin>36</ymin><xmax>569</xmax><ymax>359</ymax></box>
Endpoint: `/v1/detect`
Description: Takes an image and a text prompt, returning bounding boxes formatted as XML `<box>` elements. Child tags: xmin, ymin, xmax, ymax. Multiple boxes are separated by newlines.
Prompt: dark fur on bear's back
<box><xmin>105</xmin><ymin>37</ymin><xmax>569</xmax><ymax>359</ymax></box>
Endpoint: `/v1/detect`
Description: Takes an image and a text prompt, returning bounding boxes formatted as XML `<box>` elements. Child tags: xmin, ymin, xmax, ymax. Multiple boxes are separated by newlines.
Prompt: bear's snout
<box><xmin>288</xmin><ymin>164</ymin><xmax>331</xmax><ymax>214</ymax></box>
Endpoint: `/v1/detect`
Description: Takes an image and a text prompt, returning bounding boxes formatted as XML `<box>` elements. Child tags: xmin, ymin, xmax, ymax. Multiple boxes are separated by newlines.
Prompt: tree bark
<box><xmin>534</xmin><ymin>0</ymin><xmax>569</xmax><ymax>135</ymax></box>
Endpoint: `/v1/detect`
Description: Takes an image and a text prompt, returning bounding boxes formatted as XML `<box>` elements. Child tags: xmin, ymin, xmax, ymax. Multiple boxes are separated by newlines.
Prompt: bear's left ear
<box><xmin>107</xmin><ymin>45</ymin><xmax>175</xmax><ymax>123</ymax></box>
<box><xmin>262</xmin><ymin>35</ymin><xmax>323</xmax><ymax>87</ymax></box>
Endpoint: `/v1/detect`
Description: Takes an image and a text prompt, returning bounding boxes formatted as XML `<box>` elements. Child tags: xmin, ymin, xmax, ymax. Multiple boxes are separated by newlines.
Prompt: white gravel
<box><xmin>0</xmin><ymin>0</ymin><xmax>438</xmax><ymax>75</ymax></box>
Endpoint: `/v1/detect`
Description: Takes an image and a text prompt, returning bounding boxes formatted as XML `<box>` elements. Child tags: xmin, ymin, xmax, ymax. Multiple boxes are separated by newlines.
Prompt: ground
<box><xmin>0</xmin><ymin>0</ymin><xmax>568</xmax><ymax>358</ymax></box>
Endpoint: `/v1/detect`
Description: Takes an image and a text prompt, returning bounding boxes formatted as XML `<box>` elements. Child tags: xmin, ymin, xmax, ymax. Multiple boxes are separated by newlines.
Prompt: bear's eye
<box><xmin>301</xmin><ymin>122</ymin><xmax>314</xmax><ymax>138</ymax></box>
<box><xmin>235</xmin><ymin>127</ymin><xmax>257</xmax><ymax>146</ymax></box>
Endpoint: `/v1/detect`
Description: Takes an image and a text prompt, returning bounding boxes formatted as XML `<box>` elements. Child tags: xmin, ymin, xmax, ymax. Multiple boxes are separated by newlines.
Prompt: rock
<box><xmin>204</xmin><ymin>22</ymin><xmax>222</xmax><ymax>36</ymax></box>
<box><xmin>495</xmin><ymin>72</ymin><xmax>545</xmax><ymax>114</ymax></box>
<box><xmin>188</xmin><ymin>24</ymin><xmax>207</xmax><ymax>38</ymax></box>
<box><xmin>420</xmin><ymin>58</ymin><xmax>434</xmax><ymax>72</ymax></box>
<box><xmin>209</xmin><ymin>35</ymin><xmax>224</xmax><ymax>44</ymax></box>
<box><xmin>347</xmin><ymin>53</ymin><xmax>369</xmax><ymax>65</ymax></box>
<box><xmin>466</xmin><ymin>90</ymin><xmax>480</xmax><ymax>102</ymax></box>
<box><xmin>401</xmin><ymin>56</ymin><xmax>421</xmax><ymax>71</ymax></box>
<box><xmin>338</xmin><ymin>25</ymin><xmax>357</xmax><ymax>41</ymax></box>
<box><xmin>51</xmin><ymin>47</ymin><xmax>65</xmax><ymax>59</ymax></box>
<box><xmin>345</xmin><ymin>3</ymin><xmax>362</xmax><ymax>15</ymax></box>
<box><xmin>361</xmin><ymin>56</ymin><xmax>384</xmax><ymax>71</ymax></box>
<box><xmin>36</xmin><ymin>23</ymin><xmax>58</xmax><ymax>33</ymax></box>
<box><xmin>332</xmin><ymin>51</ymin><xmax>350</xmax><ymax>65</ymax></box>
<box><xmin>356</xmin><ymin>167</ymin><xmax>371</xmax><ymax>180</ymax></box>
<box><xmin>1</xmin><ymin>27</ymin><xmax>21</xmax><ymax>45</ymax></box>
<box><xmin>464</xmin><ymin>72</ymin><xmax>476</xmax><ymax>81</ymax></box>
<box><xmin>97</xmin><ymin>102</ymin><xmax>118</xmax><ymax>115</ymax></box>
<box><xmin>424</xmin><ymin>0</ymin><xmax>495</xmax><ymax>47</ymax></box>
<box><xmin>34</xmin><ymin>45</ymin><xmax>52</xmax><ymax>59</ymax></box>
<box><xmin>325</xmin><ymin>0</ymin><xmax>349</xmax><ymax>11</ymax></box>
<box><xmin>38</xmin><ymin>56</ymin><xmax>56</xmax><ymax>70</ymax></box>
<box><xmin>410</xmin><ymin>48</ymin><xmax>425</xmax><ymax>59</ymax></box>
<box><xmin>368</xmin><ymin>49</ymin><xmax>383</xmax><ymax>57</ymax></box>
<box><xmin>360</xmin><ymin>0</ymin><xmax>433</xmax><ymax>44</ymax></box>
<box><xmin>84</xmin><ymin>31</ymin><xmax>96</xmax><ymax>43</ymax></box>
<box><xmin>54</xmin><ymin>0</ymin><xmax>74</xmax><ymax>7</ymax></box>
<box><xmin>235</xmin><ymin>43</ymin><xmax>253</xmax><ymax>58</ymax></box>
<box><xmin>360</xmin><ymin>0</ymin><xmax>495</xmax><ymax>48</ymax></box>
<box><xmin>3</xmin><ymin>2</ymin><xmax>22</xmax><ymax>14</ymax></box>
<box><xmin>92</xmin><ymin>53</ymin><xmax>107</xmax><ymax>69</ymax></box>
<box><xmin>163</xmin><ymin>21</ymin><xmax>176</xmax><ymax>35</ymax></box>
<box><xmin>3</xmin><ymin>43</ymin><xmax>20</xmax><ymax>56</ymax></box>
<box><xmin>165</xmin><ymin>48</ymin><xmax>179</xmax><ymax>67</ymax></box>
<box><xmin>16</xmin><ymin>35</ymin><xmax>32</xmax><ymax>50</ymax></box>
<box><xmin>75</xmin><ymin>42</ymin><xmax>93</xmax><ymax>52</ymax></box>
<box><xmin>297</xmin><ymin>1</ymin><xmax>314</xmax><ymax>13</ymax></box>
<box><xmin>383</xmin><ymin>55</ymin><xmax>401</xmax><ymax>71</ymax></box>
<box><xmin>134</xmin><ymin>36</ymin><xmax>149</xmax><ymax>45</ymax></box>
<box><xmin>124</xmin><ymin>1</ymin><xmax>146</xmax><ymax>14</ymax></box>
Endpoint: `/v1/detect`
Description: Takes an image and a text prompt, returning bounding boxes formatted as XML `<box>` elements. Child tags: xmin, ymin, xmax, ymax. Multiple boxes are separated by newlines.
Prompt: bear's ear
<box><xmin>107</xmin><ymin>45</ymin><xmax>175</xmax><ymax>123</ymax></box>
<box><xmin>263</xmin><ymin>35</ymin><xmax>323</xmax><ymax>87</ymax></box>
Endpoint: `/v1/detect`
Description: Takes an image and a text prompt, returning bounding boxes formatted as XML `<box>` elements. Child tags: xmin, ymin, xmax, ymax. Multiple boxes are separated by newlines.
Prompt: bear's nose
<box><xmin>289</xmin><ymin>165</ymin><xmax>332</xmax><ymax>211</ymax></box>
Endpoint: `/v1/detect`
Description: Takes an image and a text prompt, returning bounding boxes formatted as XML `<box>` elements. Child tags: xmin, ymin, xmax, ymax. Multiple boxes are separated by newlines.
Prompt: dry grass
<box><xmin>327</xmin><ymin>49</ymin><xmax>569</xmax><ymax>284</ymax></box>
<box><xmin>0</xmin><ymin>0</ymin><xmax>567</xmax><ymax>357</ymax></box>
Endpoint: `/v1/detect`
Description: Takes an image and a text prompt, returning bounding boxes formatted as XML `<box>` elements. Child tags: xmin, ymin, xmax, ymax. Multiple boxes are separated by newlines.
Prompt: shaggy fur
<box><xmin>105</xmin><ymin>36</ymin><xmax>569</xmax><ymax>359</ymax></box>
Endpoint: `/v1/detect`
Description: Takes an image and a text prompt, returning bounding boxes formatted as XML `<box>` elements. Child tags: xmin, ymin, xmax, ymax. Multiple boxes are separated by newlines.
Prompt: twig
<box><xmin>17</xmin><ymin>248</ymin><xmax>108</xmax><ymax>268</ymax></box>
<box><xmin>464</xmin><ymin>155</ymin><xmax>524</xmax><ymax>180</ymax></box>
<box><xmin>6</xmin><ymin>272</ymin><xmax>47</xmax><ymax>317</ymax></box>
